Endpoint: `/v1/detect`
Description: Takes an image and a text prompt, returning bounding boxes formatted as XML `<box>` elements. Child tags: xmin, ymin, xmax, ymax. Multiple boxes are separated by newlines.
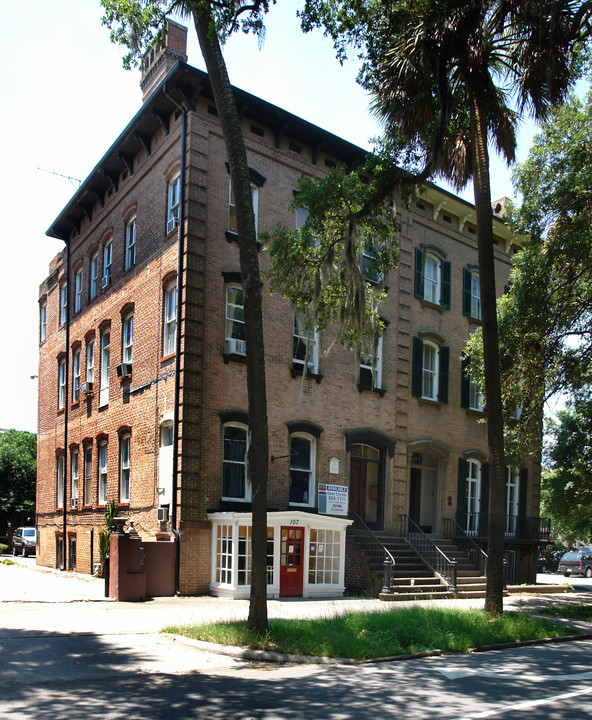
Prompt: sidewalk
<box><xmin>1</xmin><ymin>554</ymin><xmax>590</xmax><ymax>638</ymax></box>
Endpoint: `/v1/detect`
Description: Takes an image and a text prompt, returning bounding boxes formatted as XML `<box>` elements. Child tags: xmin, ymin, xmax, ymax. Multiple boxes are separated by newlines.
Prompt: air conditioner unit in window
<box><xmin>167</xmin><ymin>211</ymin><xmax>180</xmax><ymax>234</ymax></box>
<box><xmin>226</xmin><ymin>338</ymin><xmax>247</xmax><ymax>355</ymax></box>
<box><xmin>116</xmin><ymin>363</ymin><xmax>132</xmax><ymax>379</ymax></box>
<box><xmin>81</xmin><ymin>382</ymin><xmax>94</xmax><ymax>395</ymax></box>
<box><xmin>101</xmin><ymin>273</ymin><xmax>111</xmax><ymax>289</ymax></box>
<box><xmin>157</xmin><ymin>506</ymin><xmax>169</xmax><ymax>522</ymax></box>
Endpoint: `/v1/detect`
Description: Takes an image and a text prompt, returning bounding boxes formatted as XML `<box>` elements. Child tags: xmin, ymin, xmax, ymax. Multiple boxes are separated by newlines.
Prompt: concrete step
<box><xmin>380</xmin><ymin>591</ymin><xmax>456</xmax><ymax>602</ymax></box>
<box><xmin>455</xmin><ymin>590</ymin><xmax>487</xmax><ymax>599</ymax></box>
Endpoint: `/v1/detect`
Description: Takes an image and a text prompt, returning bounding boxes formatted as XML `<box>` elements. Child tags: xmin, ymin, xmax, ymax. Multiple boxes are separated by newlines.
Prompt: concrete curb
<box><xmin>165</xmin><ymin>627</ymin><xmax>591</xmax><ymax>666</ymax></box>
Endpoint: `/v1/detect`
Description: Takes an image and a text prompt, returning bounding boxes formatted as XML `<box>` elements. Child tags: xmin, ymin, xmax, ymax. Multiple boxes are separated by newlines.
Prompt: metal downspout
<box><xmin>164</xmin><ymin>85</ymin><xmax>187</xmax><ymax>596</ymax></box>
<box><xmin>62</xmin><ymin>239</ymin><xmax>70</xmax><ymax>570</ymax></box>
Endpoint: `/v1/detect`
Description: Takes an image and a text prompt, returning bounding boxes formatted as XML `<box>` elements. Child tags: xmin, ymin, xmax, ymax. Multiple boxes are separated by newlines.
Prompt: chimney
<box><xmin>140</xmin><ymin>20</ymin><xmax>188</xmax><ymax>103</ymax></box>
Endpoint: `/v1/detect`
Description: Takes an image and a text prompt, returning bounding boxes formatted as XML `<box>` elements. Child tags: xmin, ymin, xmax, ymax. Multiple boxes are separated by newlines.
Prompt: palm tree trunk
<box><xmin>469</xmin><ymin>89</ymin><xmax>505</xmax><ymax>615</ymax></box>
<box><xmin>193</xmin><ymin>3</ymin><xmax>269</xmax><ymax>633</ymax></box>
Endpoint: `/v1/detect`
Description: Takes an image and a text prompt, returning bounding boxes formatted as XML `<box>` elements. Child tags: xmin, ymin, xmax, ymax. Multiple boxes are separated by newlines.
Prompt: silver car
<box><xmin>11</xmin><ymin>527</ymin><xmax>37</xmax><ymax>557</ymax></box>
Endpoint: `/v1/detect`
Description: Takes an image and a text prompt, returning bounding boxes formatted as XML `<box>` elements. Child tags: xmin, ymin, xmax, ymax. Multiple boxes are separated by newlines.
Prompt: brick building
<box><xmin>36</xmin><ymin>23</ymin><xmax>546</xmax><ymax>598</ymax></box>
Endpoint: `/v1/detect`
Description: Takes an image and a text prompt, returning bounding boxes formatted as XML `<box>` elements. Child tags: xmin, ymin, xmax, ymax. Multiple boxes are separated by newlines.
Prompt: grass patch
<box><xmin>1</xmin><ymin>559</ymin><xmax>15</xmax><ymax>566</ymax></box>
<box><xmin>164</xmin><ymin>606</ymin><xmax>571</xmax><ymax>660</ymax></box>
<box><xmin>539</xmin><ymin>604</ymin><xmax>592</xmax><ymax>622</ymax></box>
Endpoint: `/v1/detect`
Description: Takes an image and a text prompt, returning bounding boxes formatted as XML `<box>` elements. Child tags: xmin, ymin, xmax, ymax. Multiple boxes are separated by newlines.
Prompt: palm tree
<box><xmin>357</xmin><ymin>0</ymin><xmax>591</xmax><ymax>613</ymax></box>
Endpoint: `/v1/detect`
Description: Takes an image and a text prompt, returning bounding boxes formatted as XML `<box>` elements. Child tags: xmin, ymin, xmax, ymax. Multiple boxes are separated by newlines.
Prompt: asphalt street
<box><xmin>2</xmin><ymin>555</ymin><xmax>592</xmax><ymax>719</ymax></box>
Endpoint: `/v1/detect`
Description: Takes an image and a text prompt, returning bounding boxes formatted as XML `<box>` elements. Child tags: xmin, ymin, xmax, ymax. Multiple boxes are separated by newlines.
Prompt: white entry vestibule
<box><xmin>207</xmin><ymin>510</ymin><xmax>352</xmax><ymax>599</ymax></box>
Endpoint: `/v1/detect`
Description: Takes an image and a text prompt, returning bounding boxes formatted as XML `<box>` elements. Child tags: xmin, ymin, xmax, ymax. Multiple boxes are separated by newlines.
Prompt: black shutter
<box><xmin>414</xmin><ymin>247</ymin><xmax>424</xmax><ymax>299</ymax></box>
<box><xmin>438</xmin><ymin>346</ymin><xmax>449</xmax><ymax>403</ymax></box>
<box><xmin>460</xmin><ymin>356</ymin><xmax>470</xmax><ymax>408</ymax></box>
<box><xmin>457</xmin><ymin>458</ymin><xmax>468</xmax><ymax>522</ymax></box>
<box><xmin>412</xmin><ymin>337</ymin><xmax>423</xmax><ymax>397</ymax></box>
<box><xmin>441</xmin><ymin>260</ymin><xmax>451</xmax><ymax>308</ymax></box>
<box><xmin>463</xmin><ymin>268</ymin><xmax>472</xmax><ymax>316</ymax></box>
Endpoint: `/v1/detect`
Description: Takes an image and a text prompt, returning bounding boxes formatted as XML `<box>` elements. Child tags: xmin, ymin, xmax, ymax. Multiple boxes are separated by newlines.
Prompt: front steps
<box><xmin>347</xmin><ymin>529</ymin><xmax>487</xmax><ymax>600</ymax></box>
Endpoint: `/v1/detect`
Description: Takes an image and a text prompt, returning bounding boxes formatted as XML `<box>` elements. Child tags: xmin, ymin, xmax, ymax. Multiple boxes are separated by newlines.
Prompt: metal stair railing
<box><xmin>441</xmin><ymin>517</ymin><xmax>488</xmax><ymax>577</ymax></box>
<box><xmin>400</xmin><ymin>515</ymin><xmax>457</xmax><ymax>592</ymax></box>
<box><xmin>349</xmin><ymin>511</ymin><xmax>396</xmax><ymax>594</ymax></box>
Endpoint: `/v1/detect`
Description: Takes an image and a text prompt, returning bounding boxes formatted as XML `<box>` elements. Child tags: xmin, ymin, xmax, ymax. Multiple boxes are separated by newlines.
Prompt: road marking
<box><xmin>448</xmin><ymin>685</ymin><xmax>592</xmax><ymax>719</ymax></box>
<box><xmin>439</xmin><ymin>667</ymin><xmax>592</xmax><ymax>681</ymax></box>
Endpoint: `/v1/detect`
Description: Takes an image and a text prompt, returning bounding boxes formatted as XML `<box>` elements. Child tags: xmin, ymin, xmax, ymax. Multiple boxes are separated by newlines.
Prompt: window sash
<box><xmin>83</xmin><ymin>446</ymin><xmax>92</xmax><ymax>506</ymax></box>
<box><xmin>424</xmin><ymin>255</ymin><xmax>440</xmax><ymax>304</ymax></box>
<box><xmin>164</xmin><ymin>284</ymin><xmax>177</xmax><ymax>356</ymax></box>
<box><xmin>225</xmin><ymin>286</ymin><xmax>245</xmax><ymax>352</ymax></box>
<box><xmin>471</xmin><ymin>273</ymin><xmax>481</xmax><ymax>320</ymax></box>
<box><xmin>57</xmin><ymin>456</ymin><xmax>64</xmax><ymax>509</ymax></box>
<box><xmin>103</xmin><ymin>242</ymin><xmax>112</xmax><ymax>281</ymax></box>
<box><xmin>168</xmin><ymin>175</ymin><xmax>181</xmax><ymax>227</ymax></box>
<box><xmin>125</xmin><ymin>219</ymin><xmax>136</xmax><ymax>269</ymax></box>
<box><xmin>293</xmin><ymin>313</ymin><xmax>318</xmax><ymax>372</ymax></box>
<box><xmin>71</xmin><ymin>450</ymin><xmax>79</xmax><ymax>507</ymax></box>
<box><xmin>289</xmin><ymin>435</ymin><xmax>314</xmax><ymax>505</ymax></box>
<box><xmin>120</xmin><ymin>436</ymin><xmax>130</xmax><ymax>503</ymax></box>
<box><xmin>40</xmin><ymin>303</ymin><xmax>47</xmax><ymax>342</ymax></box>
<box><xmin>228</xmin><ymin>181</ymin><xmax>259</xmax><ymax>234</ymax></box>
<box><xmin>222</xmin><ymin>425</ymin><xmax>249</xmax><ymax>500</ymax></box>
<box><xmin>123</xmin><ymin>315</ymin><xmax>133</xmax><ymax>364</ymax></box>
<box><xmin>100</xmin><ymin>332</ymin><xmax>110</xmax><ymax>407</ymax></box>
<box><xmin>58</xmin><ymin>360</ymin><xmax>66</xmax><ymax>409</ymax></box>
<box><xmin>360</xmin><ymin>335</ymin><xmax>383</xmax><ymax>389</ymax></box>
<box><xmin>75</xmin><ymin>270</ymin><xmax>83</xmax><ymax>312</ymax></box>
<box><xmin>72</xmin><ymin>349</ymin><xmax>81</xmax><ymax>402</ymax></box>
<box><xmin>86</xmin><ymin>340</ymin><xmax>95</xmax><ymax>383</ymax></box>
<box><xmin>90</xmin><ymin>254</ymin><xmax>98</xmax><ymax>299</ymax></box>
<box><xmin>60</xmin><ymin>284</ymin><xmax>68</xmax><ymax>324</ymax></box>
<box><xmin>422</xmin><ymin>343</ymin><xmax>438</xmax><ymax>400</ymax></box>
<box><xmin>98</xmin><ymin>443</ymin><xmax>108</xmax><ymax>505</ymax></box>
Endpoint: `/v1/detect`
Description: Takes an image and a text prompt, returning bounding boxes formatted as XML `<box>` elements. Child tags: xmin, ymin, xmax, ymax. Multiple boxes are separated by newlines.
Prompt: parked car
<box><xmin>558</xmin><ymin>548</ymin><xmax>592</xmax><ymax>578</ymax></box>
<box><xmin>537</xmin><ymin>550</ymin><xmax>561</xmax><ymax>573</ymax></box>
<box><xmin>11</xmin><ymin>527</ymin><xmax>37</xmax><ymax>557</ymax></box>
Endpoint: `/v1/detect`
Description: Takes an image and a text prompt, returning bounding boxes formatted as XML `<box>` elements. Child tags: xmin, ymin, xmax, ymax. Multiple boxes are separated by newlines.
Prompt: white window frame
<box><xmin>293</xmin><ymin>312</ymin><xmax>318</xmax><ymax>373</ymax></box>
<box><xmin>71</xmin><ymin>449</ymin><xmax>79</xmax><ymax>508</ymax></box>
<box><xmin>469</xmin><ymin>372</ymin><xmax>484</xmax><ymax>412</ymax></box>
<box><xmin>222</xmin><ymin>423</ymin><xmax>250</xmax><ymax>501</ymax></box>
<box><xmin>225</xmin><ymin>284</ymin><xmax>246</xmax><ymax>355</ymax></box>
<box><xmin>40</xmin><ymin>302</ymin><xmax>47</xmax><ymax>342</ymax></box>
<box><xmin>103</xmin><ymin>241</ymin><xmax>112</xmax><ymax>286</ymax></box>
<box><xmin>360</xmin><ymin>334</ymin><xmax>383</xmax><ymax>390</ymax></box>
<box><xmin>289</xmin><ymin>433</ymin><xmax>316</xmax><ymax>507</ymax></box>
<box><xmin>122</xmin><ymin>313</ymin><xmax>133</xmax><ymax>364</ymax></box>
<box><xmin>72</xmin><ymin>348</ymin><xmax>81</xmax><ymax>403</ymax></box>
<box><xmin>90</xmin><ymin>253</ymin><xmax>99</xmax><ymax>300</ymax></box>
<box><xmin>86</xmin><ymin>339</ymin><xmax>95</xmax><ymax>385</ymax></box>
<box><xmin>422</xmin><ymin>341</ymin><xmax>439</xmax><ymax>401</ymax></box>
<box><xmin>125</xmin><ymin>217</ymin><xmax>136</xmax><ymax>270</ymax></box>
<box><xmin>119</xmin><ymin>434</ymin><xmax>131</xmax><ymax>503</ymax></box>
<box><xmin>59</xmin><ymin>283</ymin><xmax>68</xmax><ymax>325</ymax></box>
<box><xmin>228</xmin><ymin>180</ymin><xmax>259</xmax><ymax>235</ymax></box>
<box><xmin>58</xmin><ymin>358</ymin><xmax>66</xmax><ymax>410</ymax></box>
<box><xmin>74</xmin><ymin>269</ymin><xmax>83</xmax><ymax>313</ymax></box>
<box><xmin>423</xmin><ymin>253</ymin><xmax>441</xmax><ymax>305</ymax></box>
<box><xmin>57</xmin><ymin>455</ymin><xmax>64</xmax><ymax>509</ymax></box>
<box><xmin>167</xmin><ymin>173</ymin><xmax>181</xmax><ymax>233</ymax></box>
<box><xmin>83</xmin><ymin>445</ymin><xmax>92</xmax><ymax>506</ymax></box>
<box><xmin>163</xmin><ymin>282</ymin><xmax>177</xmax><ymax>356</ymax></box>
<box><xmin>505</xmin><ymin>466</ymin><xmax>520</xmax><ymax>536</ymax></box>
<box><xmin>470</xmin><ymin>271</ymin><xmax>481</xmax><ymax>320</ymax></box>
<box><xmin>98</xmin><ymin>441</ymin><xmax>108</xmax><ymax>505</ymax></box>
<box><xmin>465</xmin><ymin>459</ymin><xmax>481</xmax><ymax>535</ymax></box>
<box><xmin>99</xmin><ymin>330</ymin><xmax>110</xmax><ymax>408</ymax></box>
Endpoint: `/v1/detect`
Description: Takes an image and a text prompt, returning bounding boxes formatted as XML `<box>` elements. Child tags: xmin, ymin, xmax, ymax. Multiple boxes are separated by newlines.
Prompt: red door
<box><xmin>280</xmin><ymin>526</ymin><xmax>304</xmax><ymax>597</ymax></box>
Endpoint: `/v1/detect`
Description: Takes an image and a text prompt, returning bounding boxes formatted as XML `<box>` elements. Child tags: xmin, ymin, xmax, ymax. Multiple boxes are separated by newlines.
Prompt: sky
<box><xmin>1</xmin><ymin>0</ymin><xmax>538</xmax><ymax>434</ymax></box>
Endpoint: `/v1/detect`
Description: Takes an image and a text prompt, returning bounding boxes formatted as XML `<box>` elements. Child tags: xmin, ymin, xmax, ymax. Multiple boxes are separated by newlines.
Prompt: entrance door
<box><xmin>409</xmin><ymin>453</ymin><xmax>439</xmax><ymax>533</ymax></box>
<box><xmin>280</xmin><ymin>526</ymin><xmax>304</xmax><ymax>597</ymax></box>
<box><xmin>349</xmin><ymin>444</ymin><xmax>381</xmax><ymax>529</ymax></box>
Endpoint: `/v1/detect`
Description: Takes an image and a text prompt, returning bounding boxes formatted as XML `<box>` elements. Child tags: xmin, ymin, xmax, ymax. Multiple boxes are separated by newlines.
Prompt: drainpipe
<box><xmin>56</xmin><ymin>236</ymin><xmax>70</xmax><ymax>570</ymax></box>
<box><xmin>163</xmin><ymin>83</ymin><xmax>188</xmax><ymax>595</ymax></box>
